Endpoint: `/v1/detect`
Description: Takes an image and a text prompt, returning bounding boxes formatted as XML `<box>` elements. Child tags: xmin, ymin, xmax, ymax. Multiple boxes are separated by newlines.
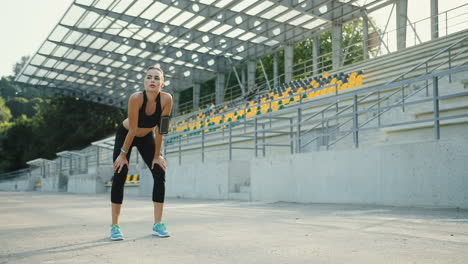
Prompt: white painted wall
<box><xmin>250</xmin><ymin>137</ymin><xmax>468</xmax><ymax>208</ymax></box>
<box><xmin>67</xmin><ymin>173</ymin><xmax>106</xmax><ymax>194</ymax></box>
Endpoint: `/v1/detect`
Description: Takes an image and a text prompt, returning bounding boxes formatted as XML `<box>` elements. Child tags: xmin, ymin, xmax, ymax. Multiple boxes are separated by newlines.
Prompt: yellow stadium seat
<box><xmin>356</xmin><ymin>75</ymin><xmax>363</xmax><ymax>86</ymax></box>
<box><xmin>125</xmin><ymin>175</ymin><xmax>131</xmax><ymax>184</ymax></box>
<box><xmin>131</xmin><ymin>174</ymin><xmax>139</xmax><ymax>184</ymax></box>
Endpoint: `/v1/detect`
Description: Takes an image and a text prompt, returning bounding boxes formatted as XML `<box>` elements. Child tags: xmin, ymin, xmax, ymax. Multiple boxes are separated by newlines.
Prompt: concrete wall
<box><xmin>251</xmin><ymin>137</ymin><xmax>468</xmax><ymax>208</ymax></box>
<box><xmin>0</xmin><ymin>176</ymin><xmax>36</xmax><ymax>192</ymax></box>
<box><xmin>141</xmin><ymin>160</ymin><xmax>250</xmax><ymax>200</ymax></box>
<box><xmin>41</xmin><ymin>176</ymin><xmax>60</xmax><ymax>192</ymax></box>
<box><xmin>67</xmin><ymin>173</ymin><xmax>106</xmax><ymax>194</ymax></box>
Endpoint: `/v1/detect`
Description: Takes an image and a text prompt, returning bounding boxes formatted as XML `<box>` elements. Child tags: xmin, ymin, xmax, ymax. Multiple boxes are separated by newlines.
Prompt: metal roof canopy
<box><xmin>15</xmin><ymin>0</ymin><xmax>387</xmax><ymax>108</ymax></box>
<box><xmin>26</xmin><ymin>158</ymin><xmax>54</xmax><ymax>167</ymax></box>
<box><xmin>57</xmin><ymin>150</ymin><xmax>88</xmax><ymax>158</ymax></box>
<box><xmin>91</xmin><ymin>136</ymin><xmax>117</xmax><ymax>150</ymax></box>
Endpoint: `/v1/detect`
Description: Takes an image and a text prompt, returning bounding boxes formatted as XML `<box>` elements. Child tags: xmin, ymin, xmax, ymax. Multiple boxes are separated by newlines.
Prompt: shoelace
<box><xmin>111</xmin><ymin>225</ymin><xmax>121</xmax><ymax>234</ymax></box>
<box><xmin>155</xmin><ymin>223</ymin><xmax>166</xmax><ymax>231</ymax></box>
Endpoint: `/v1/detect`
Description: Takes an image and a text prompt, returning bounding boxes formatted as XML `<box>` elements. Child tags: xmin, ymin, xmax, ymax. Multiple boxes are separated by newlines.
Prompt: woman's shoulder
<box><xmin>130</xmin><ymin>91</ymin><xmax>144</xmax><ymax>100</ymax></box>
<box><xmin>128</xmin><ymin>91</ymin><xmax>144</xmax><ymax>106</ymax></box>
<box><xmin>160</xmin><ymin>91</ymin><xmax>173</xmax><ymax>101</ymax></box>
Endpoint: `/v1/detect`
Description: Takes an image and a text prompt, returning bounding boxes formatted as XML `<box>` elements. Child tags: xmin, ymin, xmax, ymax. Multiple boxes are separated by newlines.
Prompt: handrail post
<box><xmin>290</xmin><ymin>118</ymin><xmax>294</xmax><ymax>154</ymax></box>
<box><xmin>254</xmin><ymin>118</ymin><xmax>258</xmax><ymax>157</ymax></box>
<box><xmin>445</xmin><ymin>11</ymin><xmax>448</xmax><ymax>36</ymax></box>
<box><xmin>262</xmin><ymin>123</ymin><xmax>266</xmax><ymax>157</ymax></box>
<box><xmin>433</xmin><ymin>77</ymin><xmax>440</xmax><ymax>140</ymax></box>
<box><xmin>425</xmin><ymin>62</ymin><xmax>429</xmax><ymax>96</ymax></box>
<box><xmin>402</xmin><ymin>85</ymin><xmax>405</xmax><ymax>112</ymax></box>
<box><xmin>353</xmin><ymin>95</ymin><xmax>359</xmax><ymax>148</ymax></box>
<box><xmin>229</xmin><ymin>123</ymin><xmax>232</xmax><ymax>161</ymax></box>
<box><xmin>96</xmin><ymin>146</ymin><xmax>100</xmax><ymax>167</ymax></box>
<box><xmin>178</xmin><ymin>136</ymin><xmax>181</xmax><ymax>166</ymax></box>
<box><xmin>201</xmin><ymin>129</ymin><xmax>205</xmax><ymax>163</ymax></box>
<box><xmin>296</xmin><ymin>108</ymin><xmax>301</xmax><ymax>153</ymax></box>
<box><xmin>377</xmin><ymin>91</ymin><xmax>381</xmax><ymax>126</ymax></box>
<box><xmin>448</xmin><ymin>49</ymin><xmax>452</xmax><ymax>83</ymax></box>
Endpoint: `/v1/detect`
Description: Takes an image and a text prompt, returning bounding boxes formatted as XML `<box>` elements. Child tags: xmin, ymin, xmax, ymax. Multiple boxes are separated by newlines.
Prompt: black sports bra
<box><xmin>138</xmin><ymin>91</ymin><xmax>162</xmax><ymax>128</ymax></box>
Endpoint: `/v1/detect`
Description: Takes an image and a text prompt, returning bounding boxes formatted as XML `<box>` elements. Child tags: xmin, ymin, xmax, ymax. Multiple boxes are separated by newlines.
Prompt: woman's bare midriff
<box><xmin>122</xmin><ymin>118</ymin><xmax>155</xmax><ymax>137</ymax></box>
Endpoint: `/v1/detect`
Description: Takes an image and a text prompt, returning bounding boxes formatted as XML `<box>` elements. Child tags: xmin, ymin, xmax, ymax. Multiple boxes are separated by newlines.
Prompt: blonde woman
<box><xmin>110</xmin><ymin>66</ymin><xmax>173</xmax><ymax>240</ymax></box>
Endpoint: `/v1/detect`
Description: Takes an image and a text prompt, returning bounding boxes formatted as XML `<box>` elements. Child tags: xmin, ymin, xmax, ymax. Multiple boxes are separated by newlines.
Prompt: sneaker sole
<box><xmin>110</xmin><ymin>237</ymin><xmax>124</xmax><ymax>241</ymax></box>
<box><xmin>152</xmin><ymin>232</ymin><xmax>170</xmax><ymax>237</ymax></box>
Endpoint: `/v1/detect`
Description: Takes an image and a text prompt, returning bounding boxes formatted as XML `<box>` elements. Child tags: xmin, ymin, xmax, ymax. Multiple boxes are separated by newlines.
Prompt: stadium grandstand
<box><xmin>1</xmin><ymin>0</ymin><xmax>467</xmax><ymax>208</ymax></box>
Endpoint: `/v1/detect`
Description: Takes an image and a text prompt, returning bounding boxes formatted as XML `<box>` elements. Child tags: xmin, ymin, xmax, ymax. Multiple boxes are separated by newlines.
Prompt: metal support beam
<box><xmin>247</xmin><ymin>60</ymin><xmax>256</xmax><ymax>92</ymax></box>
<box><xmin>363</xmin><ymin>13</ymin><xmax>370</xmax><ymax>60</ymax></box>
<box><xmin>259</xmin><ymin>59</ymin><xmax>271</xmax><ymax>91</ymax></box>
<box><xmin>312</xmin><ymin>36</ymin><xmax>320</xmax><ymax>75</ymax></box>
<box><xmin>284</xmin><ymin>45</ymin><xmax>293</xmax><ymax>83</ymax></box>
<box><xmin>332</xmin><ymin>22</ymin><xmax>343</xmax><ymax>70</ymax></box>
<box><xmin>216</xmin><ymin>73</ymin><xmax>226</xmax><ymax>105</ymax></box>
<box><xmin>193</xmin><ymin>82</ymin><xmax>200</xmax><ymax>111</ymax></box>
<box><xmin>431</xmin><ymin>0</ymin><xmax>439</xmax><ymax>40</ymax></box>
<box><xmin>396</xmin><ymin>0</ymin><xmax>408</xmax><ymax>50</ymax></box>
<box><xmin>273</xmin><ymin>52</ymin><xmax>278</xmax><ymax>90</ymax></box>
<box><xmin>241</xmin><ymin>64</ymin><xmax>246</xmax><ymax>92</ymax></box>
<box><xmin>172</xmin><ymin>91</ymin><xmax>180</xmax><ymax>115</ymax></box>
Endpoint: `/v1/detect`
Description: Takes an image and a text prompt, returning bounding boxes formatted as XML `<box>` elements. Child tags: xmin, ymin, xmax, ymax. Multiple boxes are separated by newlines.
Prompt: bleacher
<box><xmin>169</xmin><ymin>71</ymin><xmax>364</xmax><ymax>138</ymax></box>
<box><xmin>105</xmin><ymin>174</ymin><xmax>140</xmax><ymax>186</ymax></box>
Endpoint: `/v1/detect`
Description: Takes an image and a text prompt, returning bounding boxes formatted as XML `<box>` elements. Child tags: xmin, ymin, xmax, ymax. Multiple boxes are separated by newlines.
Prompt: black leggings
<box><xmin>111</xmin><ymin>123</ymin><xmax>165</xmax><ymax>204</ymax></box>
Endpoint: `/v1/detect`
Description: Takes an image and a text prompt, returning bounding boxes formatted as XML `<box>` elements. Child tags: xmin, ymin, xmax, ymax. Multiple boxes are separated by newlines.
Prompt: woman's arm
<box><xmin>120</xmin><ymin>93</ymin><xmax>140</xmax><ymax>154</ymax></box>
<box><xmin>152</xmin><ymin>93</ymin><xmax>173</xmax><ymax>169</ymax></box>
<box><xmin>114</xmin><ymin>93</ymin><xmax>140</xmax><ymax>173</ymax></box>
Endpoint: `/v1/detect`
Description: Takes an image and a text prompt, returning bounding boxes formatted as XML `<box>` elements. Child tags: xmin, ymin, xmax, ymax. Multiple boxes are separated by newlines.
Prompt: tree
<box><xmin>0</xmin><ymin>95</ymin><xmax>126</xmax><ymax>172</ymax></box>
<box><xmin>0</xmin><ymin>77</ymin><xmax>20</xmax><ymax>100</ymax></box>
<box><xmin>5</xmin><ymin>97</ymin><xmax>43</xmax><ymax>119</ymax></box>
<box><xmin>12</xmin><ymin>55</ymin><xmax>30</xmax><ymax>79</ymax></box>
<box><xmin>0</xmin><ymin>97</ymin><xmax>12</xmax><ymax>123</ymax></box>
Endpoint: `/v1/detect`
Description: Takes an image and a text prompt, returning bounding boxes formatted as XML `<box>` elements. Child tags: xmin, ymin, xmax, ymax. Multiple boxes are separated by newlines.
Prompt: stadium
<box><xmin>0</xmin><ymin>0</ymin><xmax>467</xmax><ymax>262</ymax></box>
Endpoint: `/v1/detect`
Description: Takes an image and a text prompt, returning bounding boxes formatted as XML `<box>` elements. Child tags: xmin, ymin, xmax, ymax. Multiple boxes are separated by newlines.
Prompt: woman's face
<box><xmin>144</xmin><ymin>68</ymin><xmax>164</xmax><ymax>92</ymax></box>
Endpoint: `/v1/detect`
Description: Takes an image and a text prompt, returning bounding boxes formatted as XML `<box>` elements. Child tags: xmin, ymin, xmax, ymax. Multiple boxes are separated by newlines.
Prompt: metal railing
<box><xmin>173</xmin><ymin>3</ymin><xmax>468</xmax><ymax>117</ymax></box>
<box><xmin>302</xmin><ymin>35</ymin><xmax>468</xmax><ymax>150</ymax></box>
<box><xmin>0</xmin><ymin>168</ymin><xmax>31</xmax><ymax>182</ymax></box>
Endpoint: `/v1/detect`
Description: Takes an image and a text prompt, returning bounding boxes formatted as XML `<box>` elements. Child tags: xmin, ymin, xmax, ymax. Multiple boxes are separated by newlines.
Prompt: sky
<box><xmin>0</xmin><ymin>0</ymin><xmax>466</xmax><ymax>78</ymax></box>
<box><xmin>0</xmin><ymin>0</ymin><xmax>74</xmax><ymax>78</ymax></box>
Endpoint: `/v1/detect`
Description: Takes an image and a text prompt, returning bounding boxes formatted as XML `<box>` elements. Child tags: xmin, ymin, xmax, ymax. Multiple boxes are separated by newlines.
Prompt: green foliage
<box><xmin>12</xmin><ymin>55</ymin><xmax>30</xmax><ymax>78</ymax></box>
<box><xmin>5</xmin><ymin>97</ymin><xmax>43</xmax><ymax>119</ymax></box>
<box><xmin>0</xmin><ymin>77</ymin><xmax>20</xmax><ymax>100</ymax></box>
<box><xmin>0</xmin><ymin>95</ymin><xmax>125</xmax><ymax>172</ymax></box>
<box><xmin>0</xmin><ymin>115</ymin><xmax>35</xmax><ymax>171</ymax></box>
<box><xmin>0</xmin><ymin>97</ymin><xmax>12</xmax><ymax>123</ymax></box>
<box><xmin>0</xmin><ymin>76</ymin><xmax>48</xmax><ymax>100</ymax></box>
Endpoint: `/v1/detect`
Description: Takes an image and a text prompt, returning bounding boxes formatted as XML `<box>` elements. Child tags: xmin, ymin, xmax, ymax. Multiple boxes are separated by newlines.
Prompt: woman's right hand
<box><xmin>113</xmin><ymin>154</ymin><xmax>129</xmax><ymax>173</ymax></box>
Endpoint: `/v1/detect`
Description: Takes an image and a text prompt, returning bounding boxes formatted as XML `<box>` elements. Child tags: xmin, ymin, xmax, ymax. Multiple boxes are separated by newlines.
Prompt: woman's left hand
<box><xmin>152</xmin><ymin>155</ymin><xmax>167</xmax><ymax>172</ymax></box>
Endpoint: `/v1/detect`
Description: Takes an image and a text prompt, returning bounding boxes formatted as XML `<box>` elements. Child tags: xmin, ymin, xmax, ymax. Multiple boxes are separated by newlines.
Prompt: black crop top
<box><xmin>138</xmin><ymin>91</ymin><xmax>162</xmax><ymax>128</ymax></box>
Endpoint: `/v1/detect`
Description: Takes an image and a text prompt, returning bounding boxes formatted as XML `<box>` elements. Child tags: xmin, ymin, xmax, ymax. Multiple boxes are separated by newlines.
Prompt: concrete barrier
<box><xmin>250</xmin><ymin>137</ymin><xmax>468</xmax><ymax>208</ymax></box>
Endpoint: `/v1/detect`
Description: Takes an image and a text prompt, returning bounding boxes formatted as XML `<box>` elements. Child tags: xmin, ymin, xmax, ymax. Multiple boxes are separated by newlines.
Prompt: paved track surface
<box><xmin>1</xmin><ymin>191</ymin><xmax>468</xmax><ymax>264</ymax></box>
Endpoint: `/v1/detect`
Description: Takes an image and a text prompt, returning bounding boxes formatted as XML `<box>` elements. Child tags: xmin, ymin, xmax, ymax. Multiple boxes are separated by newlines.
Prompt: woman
<box><xmin>110</xmin><ymin>66</ymin><xmax>173</xmax><ymax>241</ymax></box>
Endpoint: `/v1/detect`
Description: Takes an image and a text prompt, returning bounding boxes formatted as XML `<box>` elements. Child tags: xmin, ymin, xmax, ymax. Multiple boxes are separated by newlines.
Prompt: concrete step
<box><xmin>409</xmin><ymin>100</ymin><xmax>468</xmax><ymax>118</ymax></box>
<box><xmin>382</xmin><ymin>117</ymin><xmax>468</xmax><ymax>133</ymax></box>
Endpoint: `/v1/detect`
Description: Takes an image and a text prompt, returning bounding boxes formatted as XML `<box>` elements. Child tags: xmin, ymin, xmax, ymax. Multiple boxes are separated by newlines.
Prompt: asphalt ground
<box><xmin>1</xmin><ymin>191</ymin><xmax>467</xmax><ymax>264</ymax></box>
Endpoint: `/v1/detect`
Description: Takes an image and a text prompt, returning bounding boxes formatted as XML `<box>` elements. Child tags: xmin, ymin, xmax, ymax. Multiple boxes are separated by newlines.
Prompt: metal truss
<box><xmin>15</xmin><ymin>0</ymin><xmax>387</xmax><ymax>109</ymax></box>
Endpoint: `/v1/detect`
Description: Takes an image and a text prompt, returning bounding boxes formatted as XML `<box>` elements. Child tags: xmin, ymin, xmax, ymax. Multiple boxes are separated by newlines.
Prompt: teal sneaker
<box><xmin>110</xmin><ymin>224</ymin><xmax>124</xmax><ymax>241</ymax></box>
<box><xmin>152</xmin><ymin>222</ymin><xmax>170</xmax><ymax>237</ymax></box>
